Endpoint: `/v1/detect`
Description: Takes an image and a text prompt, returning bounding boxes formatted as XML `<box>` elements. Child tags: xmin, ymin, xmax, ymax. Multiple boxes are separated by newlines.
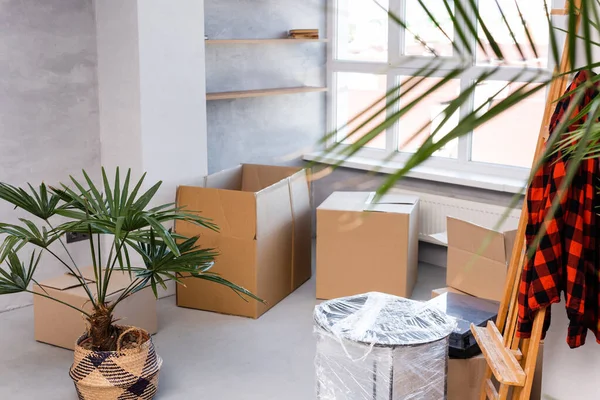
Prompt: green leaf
<box><xmin>82</xmin><ymin>170</ymin><xmax>107</xmax><ymax>214</ymax></box>
<box><xmin>0</xmin><ymin>182</ymin><xmax>63</xmax><ymax>220</ymax></box>
<box><xmin>0</xmin><ymin>250</ymin><xmax>41</xmax><ymax>295</ymax></box>
<box><xmin>113</xmin><ymin>167</ymin><xmax>121</xmax><ymax>214</ymax></box>
<box><xmin>141</xmin><ymin>216</ymin><xmax>179</xmax><ymax>256</ymax></box>
<box><xmin>133</xmin><ymin>181</ymin><xmax>162</xmax><ymax>211</ymax></box>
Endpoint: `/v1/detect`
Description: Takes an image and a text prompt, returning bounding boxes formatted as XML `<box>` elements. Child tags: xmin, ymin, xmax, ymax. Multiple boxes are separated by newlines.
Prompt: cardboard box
<box><xmin>440</xmin><ymin>217</ymin><xmax>517</xmax><ymax>302</ymax></box>
<box><xmin>175</xmin><ymin>164</ymin><xmax>311</xmax><ymax>319</ymax></box>
<box><xmin>447</xmin><ymin>347</ymin><xmax>544</xmax><ymax>400</ymax></box>
<box><xmin>447</xmin><ymin>355</ymin><xmax>487</xmax><ymax>400</ymax></box>
<box><xmin>431</xmin><ymin>286</ymin><xmax>470</xmax><ymax>299</ymax></box>
<box><xmin>316</xmin><ymin>192</ymin><xmax>419</xmax><ymax>300</ymax></box>
<box><xmin>33</xmin><ymin>267</ymin><xmax>157</xmax><ymax>350</ymax></box>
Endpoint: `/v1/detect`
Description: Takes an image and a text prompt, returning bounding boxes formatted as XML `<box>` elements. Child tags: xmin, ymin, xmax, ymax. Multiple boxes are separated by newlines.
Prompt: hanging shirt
<box><xmin>517</xmin><ymin>69</ymin><xmax>600</xmax><ymax>348</ymax></box>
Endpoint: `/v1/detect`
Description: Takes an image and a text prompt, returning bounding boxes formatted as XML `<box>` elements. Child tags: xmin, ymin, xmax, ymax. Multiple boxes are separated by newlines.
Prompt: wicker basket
<box><xmin>69</xmin><ymin>327</ymin><xmax>162</xmax><ymax>400</ymax></box>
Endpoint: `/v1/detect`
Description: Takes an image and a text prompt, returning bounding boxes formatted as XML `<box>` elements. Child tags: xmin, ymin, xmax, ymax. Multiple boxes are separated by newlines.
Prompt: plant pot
<box><xmin>69</xmin><ymin>326</ymin><xmax>162</xmax><ymax>400</ymax></box>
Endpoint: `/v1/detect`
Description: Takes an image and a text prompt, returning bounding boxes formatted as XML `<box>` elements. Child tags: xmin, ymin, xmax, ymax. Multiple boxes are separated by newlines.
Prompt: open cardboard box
<box><xmin>175</xmin><ymin>164</ymin><xmax>312</xmax><ymax>319</ymax></box>
<box><xmin>316</xmin><ymin>191</ymin><xmax>419</xmax><ymax>299</ymax></box>
<box><xmin>433</xmin><ymin>216</ymin><xmax>517</xmax><ymax>302</ymax></box>
<box><xmin>33</xmin><ymin>266</ymin><xmax>157</xmax><ymax>350</ymax></box>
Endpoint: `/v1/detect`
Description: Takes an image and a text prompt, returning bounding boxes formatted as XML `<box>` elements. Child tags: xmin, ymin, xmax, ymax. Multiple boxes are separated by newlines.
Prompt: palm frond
<box><xmin>0</xmin><ymin>221</ymin><xmax>60</xmax><ymax>255</ymax></box>
<box><xmin>50</xmin><ymin>168</ymin><xmax>218</xmax><ymax>256</ymax></box>
<box><xmin>320</xmin><ymin>0</ymin><xmax>596</xmax><ymax>203</ymax></box>
<box><xmin>0</xmin><ymin>182</ymin><xmax>62</xmax><ymax>220</ymax></box>
<box><xmin>122</xmin><ymin>232</ymin><xmax>263</xmax><ymax>304</ymax></box>
<box><xmin>0</xmin><ymin>250</ymin><xmax>41</xmax><ymax>295</ymax></box>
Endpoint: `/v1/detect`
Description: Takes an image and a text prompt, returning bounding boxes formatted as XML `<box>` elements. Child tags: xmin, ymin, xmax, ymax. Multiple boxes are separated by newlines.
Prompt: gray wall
<box><xmin>0</xmin><ymin>0</ymin><xmax>100</xmax><ymax>311</ymax></box>
<box><xmin>204</xmin><ymin>0</ymin><xmax>327</xmax><ymax>173</ymax></box>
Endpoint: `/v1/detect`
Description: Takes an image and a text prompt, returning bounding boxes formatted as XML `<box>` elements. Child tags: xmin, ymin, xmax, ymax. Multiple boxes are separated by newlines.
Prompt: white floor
<box><xmin>0</xmin><ymin>263</ymin><xmax>445</xmax><ymax>399</ymax></box>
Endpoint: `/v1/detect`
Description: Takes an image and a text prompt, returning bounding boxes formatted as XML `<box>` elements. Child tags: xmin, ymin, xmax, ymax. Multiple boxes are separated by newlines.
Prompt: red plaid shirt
<box><xmin>517</xmin><ymin>70</ymin><xmax>600</xmax><ymax>348</ymax></box>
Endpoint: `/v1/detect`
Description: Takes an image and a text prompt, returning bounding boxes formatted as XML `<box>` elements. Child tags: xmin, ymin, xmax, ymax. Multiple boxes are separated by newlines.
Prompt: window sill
<box><xmin>303</xmin><ymin>152</ymin><xmax>526</xmax><ymax>194</ymax></box>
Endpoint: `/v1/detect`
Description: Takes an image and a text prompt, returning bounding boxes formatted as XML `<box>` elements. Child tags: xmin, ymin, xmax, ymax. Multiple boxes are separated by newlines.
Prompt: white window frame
<box><xmin>326</xmin><ymin>0</ymin><xmax>557</xmax><ymax>184</ymax></box>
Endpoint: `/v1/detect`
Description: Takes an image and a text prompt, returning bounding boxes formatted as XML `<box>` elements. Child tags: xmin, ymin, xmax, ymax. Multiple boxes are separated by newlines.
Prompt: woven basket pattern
<box><xmin>69</xmin><ymin>328</ymin><xmax>162</xmax><ymax>400</ymax></box>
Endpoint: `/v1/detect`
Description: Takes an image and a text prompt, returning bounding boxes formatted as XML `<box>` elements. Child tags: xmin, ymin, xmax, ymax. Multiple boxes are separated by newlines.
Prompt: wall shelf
<box><xmin>206</xmin><ymin>86</ymin><xmax>327</xmax><ymax>101</ymax></box>
<box><xmin>205</xmin><ymin>38</ymin><xmax>328</xmax><ymax>44</ymax></box>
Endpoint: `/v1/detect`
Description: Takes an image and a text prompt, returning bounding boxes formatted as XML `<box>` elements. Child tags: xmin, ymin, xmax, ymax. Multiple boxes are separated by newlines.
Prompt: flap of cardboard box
<box><xmin>177</xmin><ymin>185</ymin><xmax>257</xmax><ymax>239</ymax></box>
<box><xmin>364</xmin><ymin>193</ymin><xmax>418</xmax><ymax>214</ymax></box>
<box><xmin>39</xmin><ymin>273</ymin><xmax>95</xmax><ymax>291</ymax></box>
<box><xmin>40</xmin><ymin>266</ymin><xmax>140</xmax><ymax>297</ymax></box>
<box><xmin>205</xmin><ymin>165</ymin><xmax>243</xmax><ymax>190</ymax></box>
<box><xmin>241</xmin><ymin>164</ymin><xmax>302</xmax><ymax>193</ymax></box>
<box><xmin>447</xmin><ymin>217</ymin><xmax>512</xmax><ymax>263</ymax></box>
<box><xmin>429</xmin><ymin>232</ymin><xmax>449</xmax><ymax>246</ymax></box>
<box><xmin>318</xmin><ymin>192</ymin><xmax>417</xmax><ymax>215</ymax></box>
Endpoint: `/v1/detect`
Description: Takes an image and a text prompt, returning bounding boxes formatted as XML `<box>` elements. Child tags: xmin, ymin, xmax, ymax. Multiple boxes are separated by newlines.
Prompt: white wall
<box><xmin>137</xmin><ymin>0</ymin><xmax>209</xmax><ymax>204</ymax></box>
<box><xmin>95</xmin><ymin>0</ymin><xmax>143</xmax><ymax>176</ymax></box>
<box><xmin>95</xmin><ymin>0</ymin><xmax>209</xmax><ymax>297</ymax></box>
<box><xmin>542</xmin><ymin>301</ymin><xmax>600</xmax><ymax>400</ymax></box>
<box><xmin>0</xmin><ymin>0</ymin><xmax>101</xmax><ymax>312</ymax></box>
<box><xmin>96</xmin><ymin>0</ymin><xmax>208</xmax><ymax>195</ymax></box>
<box><xmin>540</xmin><ymin>3</ymin><xmax>600</xmax><ymax>397</ymax></box>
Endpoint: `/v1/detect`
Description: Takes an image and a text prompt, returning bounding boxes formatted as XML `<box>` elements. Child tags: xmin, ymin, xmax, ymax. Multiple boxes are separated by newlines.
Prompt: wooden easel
<box><xmin>470</xmin><ymin>1</ymin><xmax>582</xmax><ymax>399</ymax></box>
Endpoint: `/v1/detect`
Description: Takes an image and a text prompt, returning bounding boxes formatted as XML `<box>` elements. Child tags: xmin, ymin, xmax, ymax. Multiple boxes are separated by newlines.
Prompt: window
<box><xmin>328</xmin><ymin>0</ymin><xmax>553</xmax><ymax>181</ymax></box>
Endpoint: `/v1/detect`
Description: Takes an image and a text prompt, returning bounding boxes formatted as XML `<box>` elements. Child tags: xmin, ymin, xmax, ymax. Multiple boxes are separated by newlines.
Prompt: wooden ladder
<box><xmin>470</xmin><ymin>1</ymin><xmax>581</xmax><ymax>399</ymax></box>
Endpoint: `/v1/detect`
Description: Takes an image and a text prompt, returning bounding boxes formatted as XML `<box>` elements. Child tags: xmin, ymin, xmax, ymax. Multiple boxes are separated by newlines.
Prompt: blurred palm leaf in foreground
<box><xmin>317</xmin><ymin>0</ymin><xmax>599</xmax><ymax>205</ymax></box>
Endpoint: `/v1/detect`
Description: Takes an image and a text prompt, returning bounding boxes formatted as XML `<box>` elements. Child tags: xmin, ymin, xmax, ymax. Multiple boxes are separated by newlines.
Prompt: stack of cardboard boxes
<box><xmin>430</xmin><ymin>216</ymin><xmax>543</xmax><ymax>400</ymax></box>
<box><xmin>315</xmin><ymin>197</ymin><xmax>542</xmax><ymax>400</ymax></box>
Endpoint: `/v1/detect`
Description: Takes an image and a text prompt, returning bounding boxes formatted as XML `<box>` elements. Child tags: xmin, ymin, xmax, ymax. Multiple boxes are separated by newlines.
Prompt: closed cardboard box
<box><xmin>175</xmin><ymin>164</ymin><xmax>311</xmax><ymax>319</ymax></box>
<box><xmin>316</xmin><ymin>192</ymin><xmax>419</xmax><ymax>300</ymax></box>
<box><xmin>443</xmin><ymin>217</ymin><xmax>517</xmax><ymax>302</ymax></box>
<box><xmin>33</xmin><ymin>267</ymin><xmax>157</xmax><ymax>350</ymax></box>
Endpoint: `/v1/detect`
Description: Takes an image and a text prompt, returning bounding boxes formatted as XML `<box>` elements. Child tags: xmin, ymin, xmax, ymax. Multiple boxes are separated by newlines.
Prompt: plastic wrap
<box><xmin>314</xmin><ymin>292</ymin><xmax>457</xmax><ymax>400</ymax></box>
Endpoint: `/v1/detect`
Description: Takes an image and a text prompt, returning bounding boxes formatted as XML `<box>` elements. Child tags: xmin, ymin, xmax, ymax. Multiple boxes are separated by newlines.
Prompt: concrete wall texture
<box><xmin>0</xmin><ymin>0</ymin><xmax>100</xmax><ymax>311</ymax></box>
<box><xmin>204</xmin><ymin>0</ymin><xmax>327</xmax><ymax>173</ymax></box>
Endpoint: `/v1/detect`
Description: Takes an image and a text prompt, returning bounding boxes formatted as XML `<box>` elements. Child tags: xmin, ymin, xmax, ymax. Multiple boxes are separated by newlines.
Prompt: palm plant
<box><xmin>0</xmin><ymin>168</ymin><xmax>261</xmax><ymax>351</ymax></box>
<box><xmin>319</xmin><ymin>0</ymin><xmax>598</xmax><ymax>214</ymax></box>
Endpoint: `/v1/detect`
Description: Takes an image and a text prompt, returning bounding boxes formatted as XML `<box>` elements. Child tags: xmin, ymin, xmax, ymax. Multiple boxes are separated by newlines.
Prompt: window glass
<box><xmin>476</xmin><ymin>0</ymin><xmax>550</xmax><ymax>68</ymax></box>
<box><xmin>336</xmin><ymin>73</ymin><xmax>387</xmax><ymax>149</ymax></box>
<box><xmin>336</xmin><ymin>0</ymin><xmax>389</xmax><ymax>62</ymax></box>
<box><xmin>397</xmin><ymin>77</ymin><xmax>460</xmax><ymax>158</ymax></box>
<box><xmin>471</xmin><ymin>81</ymin><xmax>546</xmax><ymax>167</ymax></box>
<box><xmin>404</xmin><ymin>0</ymin><xmax>455</xmax><ymax>57</ymax></box>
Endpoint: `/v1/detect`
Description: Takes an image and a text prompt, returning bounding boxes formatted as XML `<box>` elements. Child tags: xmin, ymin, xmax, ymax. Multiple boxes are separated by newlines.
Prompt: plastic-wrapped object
<box><xmin>314</xmin><ymin>292</ymin><xmax>457</xmax><ymax>400</ymax></box>
<box><xmin>427</xmin><ymin>292</ymin><xmax>499</xmax><ymax>359</ymax></box>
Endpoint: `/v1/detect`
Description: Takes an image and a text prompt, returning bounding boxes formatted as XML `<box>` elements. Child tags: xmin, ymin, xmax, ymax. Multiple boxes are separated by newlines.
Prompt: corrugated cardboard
<box><xmin>440</xmin><ymin>217</ymin><xmax>517</xmax><ymax>302</ymax></box>
<box><xmin>33</xmin><ymin>267</ymin><xmax>157</xmax><ymax>350</ymax></box>
<box><xmin>175</xmin><ymin>164</ymin><xmax>311</xmax><ymax>319</ymax></box>
<box><xmin>431</xmin><ymin>286</ymin><xmax>470</xmax><ymax>299</ymax></box>
<box><xmin>447</xmin><ymin>347</ymin><xmax>544</xmax><ymax>400</ymax></box>
<box><xmin>447</xmin><ymin>355</ymin><xmax>487</xmax><ymax>400</ymax></box>
<box><xmin>316</xmin><ymin>192</ymin><xmax>419</xmax><ymax>299</ymax></box>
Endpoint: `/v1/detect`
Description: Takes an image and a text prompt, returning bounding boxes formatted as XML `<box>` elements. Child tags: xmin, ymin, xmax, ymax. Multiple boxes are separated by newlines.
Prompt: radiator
<box><xmin>392</xmin><ymin>190</ymin><xmax>522</xmax><ymax>245</ymax></box>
